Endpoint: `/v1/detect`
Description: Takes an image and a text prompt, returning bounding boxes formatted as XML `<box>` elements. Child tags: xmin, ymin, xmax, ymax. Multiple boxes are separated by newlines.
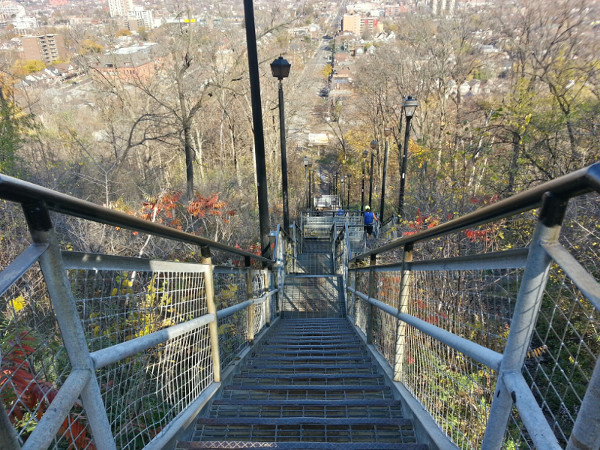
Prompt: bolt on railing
<box><xmin>0</xmin><ymin>174</ymin><xmax>289</xmax><ymax>449</ymax></box>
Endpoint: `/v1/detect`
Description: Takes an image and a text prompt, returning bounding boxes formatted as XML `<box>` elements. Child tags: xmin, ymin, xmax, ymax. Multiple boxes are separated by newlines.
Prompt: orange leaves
<box><xmin>130</xmin><ymin>191</ymin><xmax>236</xmax><ymax>236</ymax></box>
<box><xmin>465</xmin><ymin>229</ymin><xmax>492</xmax><ymax>242</ymax></box>
<box><xmin>187</xmin><ymin>193</ymin><xmax>227</xmax><ymax>218</ymax></box>
<box><xmin>0</xmin><ymin>330</ymin><xmax>94</xmax><ymax>448</ymax></box>
<box><xmin>402</xmin><ymin>210</ymin><xmax>441</xmax><ymax>237</ymax></box>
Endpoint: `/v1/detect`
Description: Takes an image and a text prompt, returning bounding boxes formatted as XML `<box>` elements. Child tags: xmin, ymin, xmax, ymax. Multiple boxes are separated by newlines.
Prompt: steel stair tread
<box><xmin>233</xmin><ymin>374</ymin><xmax>383</xmax><ymax>381</ymax></box>
<box><xmin>195</xmin><ymin>417</ymin><xmax>414</xmax><ymax>427</ymax></box>
<box><xmin>225</xmin><ymin>384</ymin><xmax>392</xmax><ymax>391</ymax></box>
<box><xmin>211</xmin><ymin>399</ymin><xmax>401</xmax><ymax>407</ymax></box>
<box><xmin>243</xmin><ymin>364</ymin><xmax>375</xmax><ymax>370</ymax></box>
<box><xmin>178</xmin><ymin>441</ymin><xmax>427</xmax><ymax>449</ymax></box>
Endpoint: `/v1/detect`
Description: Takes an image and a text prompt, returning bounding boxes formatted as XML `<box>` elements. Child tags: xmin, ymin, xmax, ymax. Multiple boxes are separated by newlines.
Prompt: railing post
<box><xmin>22</xmin><ymin>202</ymin><xmax>116</xmax><ymax>450</ymax></box>
<box><xmin>482</xmin><ymin>193</ymin><xmax>568</xmax><ymax>449</ymax></box>
<box><xmin>394</xmin><ymin>243</ymin><xmax>413</xmax><ymax>382</ymax></box>
<box><xmin>245</xmin><ymin>257</ymin><xmax>255</xmax><ymax>344</ymax></box>
<box><xmin>366</xmin><ymin>254</ymin><xmax>377</xmax><ymax>344</ymax></box>
<box><xmin>0</xmin><ymin>405</ymin><xmax>19</xmax><ymax>449</ymax></box>
<box><xmin>352</xmin><ymin>262</ymin><xmax>360</xmax><ymax>327</ymax></box>
<box><xmin>201</xmin><ymin>245</ymin><xmax>221</xmax><ymax>383</ymax></box>
<box><xmin>567</xmin><ymin>357</ymin><xmax>600</xmax><ymax>450</ymax></box>
<box><xmin>263</xmin><ymin>268</ymin><xmax>270</xmax><ymax>326</ymax></box>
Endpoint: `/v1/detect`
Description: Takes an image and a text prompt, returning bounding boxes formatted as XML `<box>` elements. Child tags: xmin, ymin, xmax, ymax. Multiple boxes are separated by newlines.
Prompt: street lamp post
<box><xmin>368</xmin><ymin>140</ymin><xmax>377</xmax><ymax>208</ymax></box>
<box><xmin>379</xmin><ymin>127</ymin><xmax>392</xmax><ymax>222</ymax></box>
<box><xmin>346</xmin><ymin>173</ymin><xmax>352</xmax><ymax>209</ymax></box>
<box><xmin>361</xmin><ymin>150</ymin><xmax>368</xmax><ymax>211</ymax></box>
<box><xmin>340</xmin><ymin>176</ymin><xmax>345</xmax><ymax>208</ymax></box>
<box><xmin>270</xmin><ymin>56</ymin><xmax>292</xmax><ymax>231</ymax></box>
<box><xmin>303</xmin><ymin>156</ymin><xmax>309</xmax><ymax>209</ymax></box>
<box><xmin>398</xmin><ymin>95</ymin><xmax>418</xmax><ymax>219</ymax></box>
<box><xmin>308</xmin><ymin>161</ymin><xmax>313</xmax><ymax>209</ymax></box>
<box><xmin>334</xmin><ymin>171</ymin><xmax>338</xmax><ymax>196</ymax></box>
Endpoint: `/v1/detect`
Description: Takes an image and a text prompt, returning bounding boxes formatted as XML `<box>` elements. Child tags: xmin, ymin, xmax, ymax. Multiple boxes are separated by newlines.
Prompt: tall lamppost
<box><xmin>303</xmin><ymin>156</ymin><xmax>309</xmax><ymax>208</ymax></box>
<box><xmin>361</xmin><ymin>150</ymin><xmax>368</xmax><ymax>211</ymax></box>
<box><xmin>340</xmin><ymin>176</ymin><xmax>345</xmax><ymax>208</ymax></box>
<box><xmin>379</xmin><ymin>127</ymin><xmax>392</xmax><ymax>222</ymax></box>
<box><xmin>368</xmin><ymin>139</ymin><xmax>377</xmax><ymax>208</ymax></box>
<box><xmin>308</xmin><ymin>161</ymin><xmax>313</xmax><ymax>209</ymax></box>
<box><xmin>334</xmin><ymin>171</ymin><xmax>338</xmax><ymax>196</ymax></box>
<box><xmin>346</xmin><ymin>173</ymin><xmax>352</xmax><ymax>209</ymax></box>
<box><xmin>398</xmin><ymin>95</ymin><xmax>418</xmax><ymax>218</ymax></box>
<box><xmin>270</xmin><ymin>56</ymin><xmax>291</xmax><ymax>231</ymax></box>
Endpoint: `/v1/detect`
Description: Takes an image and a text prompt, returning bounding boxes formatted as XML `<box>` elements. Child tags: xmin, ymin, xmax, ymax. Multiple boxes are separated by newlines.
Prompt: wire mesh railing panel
<box><xmin>346</xmin><ymin>271</ymin><xmax>356</xmax><ymax>322</ymax></box>
<box><xmin>253</xmin><ymin>301</ymin><xmax>266</xmax><ymax>337</ymax></box>
<box><xmin>68</xmin><ymin>269</ymin><xmax>208</xmax><ymax>352</ymax></box>
<box><xmin>252</xmin><ymin>272</ymin><xmax>265</xmax><ymax>299</ymax></box>
<box><xmin>371</xmin><ymin>271</ymin><xmax>403</xmax><ymax>366</ymax></box>
<box><xmin>354</xmin><ymin>271</ymin><xmax>369</xmax><ymax>333</ymax></box>
<box><xmin>506</xmin><ymin>264</ymin><xmax>600</xmax><ymax>447</ymax></box>
<box><xmin>99</xmin><ymin>325</ymin><xmax>212</xmax><ymax>449</ymax></box>
<box><xmin>214</xmin><ymin>269</ymin><xmax>247</xmax><ymax>310</ymax></box>
<box><xmin>53</xmin><ymin>403</ymin><xmax>95</xmax><ymax>449</ymax></box>
<box><xmin>401</xmin><ymin>326</ymin><xmax>496</xmax><ymax>450</ymax></box>
<box><xmin>400</xmin><ymin>268</ymin><xmax>520</xmax><ymax>448</ymax></box>
<box><xmin>282</xmin><ymin>276</ymin><xmax>343</xmax><ymax>318</ymax></box>
<box><xmin>409</xmin><ymin>269</ymin><xmax>521</xmax><ymax>353</ymax></box>
<box><xmin>0</xmin><ymin>265</ymin><xmax>76</xmax><ymax>447</ymax></box>
<box><xmin>214</xmin><ymin>269</ymin><xmax>248</xmax><ymax>370</ymax></box>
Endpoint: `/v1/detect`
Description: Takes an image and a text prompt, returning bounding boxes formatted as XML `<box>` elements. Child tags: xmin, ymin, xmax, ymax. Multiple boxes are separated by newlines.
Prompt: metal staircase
<box><xmin>176</xmin><ymin>233</ymin><xmax>426</xmax><ymax>449</ymax></box>
<box><xmin>178</xmin><ymin>319</ymin><xmax>425</xmax><ymax>449</ymax></box>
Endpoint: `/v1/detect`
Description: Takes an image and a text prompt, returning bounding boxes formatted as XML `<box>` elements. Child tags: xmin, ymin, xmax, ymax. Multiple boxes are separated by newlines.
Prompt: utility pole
<box><xmin>243</xmin><ymin>0</ymin><xmax>270</xmax><ymax>258</ymax></box>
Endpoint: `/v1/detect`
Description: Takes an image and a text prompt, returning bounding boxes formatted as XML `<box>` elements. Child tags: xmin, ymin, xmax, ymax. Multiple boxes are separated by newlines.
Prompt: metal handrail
<box><xmin>0</xmin><ymin>174</ymin><xmax>273</xmax><ymax>265</ymax></box>
<box><xmin>352</xmin><ymin>163</ymin><xmax>600</xmax><ymax>261</ymax></box>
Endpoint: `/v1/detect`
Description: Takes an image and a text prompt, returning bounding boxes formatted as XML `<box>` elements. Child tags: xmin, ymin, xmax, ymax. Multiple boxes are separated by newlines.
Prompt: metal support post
<box><xmin>361</xmin><ymin>156</ymin><xmax>366</xmax><ymax>211</ymax></box>
<box><xmin>22</xmin><ymin>202</ymin><xmax>116</xmax><ymax>450</ymax></box>
<box><xmin>0</xmin><ymin>406</ymin><xmax>19</xmax><ymax>450</ymax></box>
<box><xmin>368</xmin><ymin>151</ymin><xmax>374</xmax><ymax>208</ymax></box>
<box><xmin>245</xmin><ymin>257</ymin><xmax>255</xmax><ymax>344</ymax></box>
<box><xmin>482</xmin><ymin>193</ymin><xmax>568</xmax><ymax>449</ymax></box>
<box><xmin>567</xmin><ymin>357</ymin><xmax>600</xmax><ymax>450</ymax></box>
<box><xmin>398</xmin><ymin>115</ymin><xmax>412</xmax><ymax>218</ymax></box>
<box><xmin>394</xmin><ymin>243</ymin><xmax>413</xmax><ymax>382</ymax></box>
<box><xmin>353</xmin><ymin>264</ymin><xmax>360</xmax><ymax>327</ymax></box>
<box><xmin>278</xmin><ymin>80</ymin><xmax>290</xmax><ymax>232</ymax></box>
<box><xmin>201</xmin><ymin>245</ymin><xmax>221</xmax><ymax>383</ymax></box>
<box><xmin>263</xmin><ymin>269</ymin><xmax>271</xmax><ymax>326</ymax></box>
<box><xmin>366</xmin><ymin>254</ymin><xmax>377</xmax><ymax>344</ymax></box>
<box><xmin>380</xmin><ymin>139</ymin><xmax>389</xmax><ymax>222</ymax></box>
<box><xmin>243</xmin><ymin>0</ymin><xmax>271</xmax><ymax>259</ymax></box>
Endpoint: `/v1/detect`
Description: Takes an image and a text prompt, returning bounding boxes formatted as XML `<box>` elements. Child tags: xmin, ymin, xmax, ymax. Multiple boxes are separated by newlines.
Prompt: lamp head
<box><xmin>303</xmin><ymin>156</ymin><xmax>309</xmax><ymax>167</ymax></box>
<box><xmin>270</xmin><ymin>56</ymin><xmax>291</xmax><ymax>80</ymax></box>
<box><xmin>370</xmin><ymin>139</ymin><xmax>378</xmax><ymax>150</ymax></box>
<box><xmin>403</xmin><ymin>95</ymin><xmax>418</xmax><ymax>118</ymax></box>
<box><xmin>362</xmin><ymin>150</ymin><xmax>369</xmax><ymax>158</ymax></box>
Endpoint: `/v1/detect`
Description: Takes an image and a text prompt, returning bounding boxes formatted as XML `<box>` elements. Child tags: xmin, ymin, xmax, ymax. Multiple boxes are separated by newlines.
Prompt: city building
<box><xmin>21</xmin><ymin>34</ymin><xmax>67</xmax><ymax>64</ymax></box>
<box><xmin>92</xmin><ymin>43</ymin><xmax>158</xmax><ymax>82</ymax></box>
<box><xmin>342</xmin><ymin>13</ymin><xmax>381</xmax><ymax>36</ymax></box>
<box><xmin>130</xmin><ymin>6</ymin><xmax>153</xmax><ymax>28</ymax></box>
<box><xmin>108</xmin><ymin>0</ymin><xmax>133</xmax><ymax>17</ymax></box>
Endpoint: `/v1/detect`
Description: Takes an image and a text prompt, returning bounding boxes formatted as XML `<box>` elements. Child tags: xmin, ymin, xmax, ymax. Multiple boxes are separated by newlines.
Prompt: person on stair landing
<box><xmin>363</xmin><ymin>205</ymin><xmax>378</xmax><ymax>241</ymax></box>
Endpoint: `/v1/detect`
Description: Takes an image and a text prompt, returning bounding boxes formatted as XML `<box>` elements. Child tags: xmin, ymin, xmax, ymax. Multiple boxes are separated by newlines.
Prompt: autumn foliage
<box><xmin>1</xmin><ymin>331</ymin><xmax>94</xmax><ymax>448</ymax></box>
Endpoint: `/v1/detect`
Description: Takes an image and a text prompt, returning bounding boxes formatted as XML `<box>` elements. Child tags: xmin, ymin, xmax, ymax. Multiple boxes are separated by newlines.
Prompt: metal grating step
<box><xmin>179</xmin><ymin>441</ymin><xmax>427</xmax><ymax>449</ymax></box>
<box><xmin>179</xmin><ymin>318</ymin><xmax>424</xmax><ymax>448</ymax></box>
<box><xmin>209</xmin><ymin>404</ymin><xmax>405</xmax><ymax>420</ymax></box>
<box><xmin>193</xmin><ymin>423</ymin><xmax>418</xmax><ymax>443</ymax></box>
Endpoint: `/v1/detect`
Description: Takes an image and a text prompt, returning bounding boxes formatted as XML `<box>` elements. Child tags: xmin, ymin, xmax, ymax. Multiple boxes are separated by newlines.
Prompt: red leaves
<box><xmin>465</xmin><ymin>229</ymin><xmax>491</xmax><ymax>242</ymax></box>
<box><xmin>0</xmin><ymin>330</ymin><xmax>94</xmax><ymax>448</ymax></box>
<box><xmin>133</xmin><ymin>191</ymin><xmax>235</xmax><ymax>235</ymax></box>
